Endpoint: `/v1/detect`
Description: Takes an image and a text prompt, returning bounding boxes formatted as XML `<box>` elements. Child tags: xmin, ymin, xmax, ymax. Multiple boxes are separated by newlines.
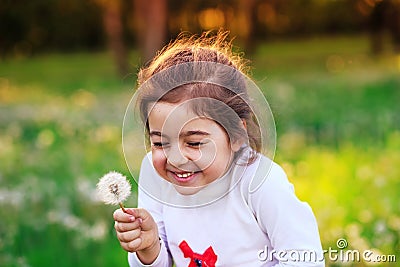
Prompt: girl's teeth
<box><xmin>176</xmin><ymin>172</ymin><xmax>194</xmax><ymax>178</ymax></box>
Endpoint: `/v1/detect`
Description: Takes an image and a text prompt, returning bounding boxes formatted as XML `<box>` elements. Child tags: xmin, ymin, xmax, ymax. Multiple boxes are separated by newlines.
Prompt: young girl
<box><xmin>114</xmin><ymin>32</ymin><xmax>324</xmax><ymax>266</ymax></box>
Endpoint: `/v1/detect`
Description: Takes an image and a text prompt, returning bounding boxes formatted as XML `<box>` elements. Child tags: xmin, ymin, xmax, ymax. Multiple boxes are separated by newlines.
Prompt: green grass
<box><xmin>0</xmin><ymin>35</ymin><xmax>399</xmax><ymax>266</ymax></box>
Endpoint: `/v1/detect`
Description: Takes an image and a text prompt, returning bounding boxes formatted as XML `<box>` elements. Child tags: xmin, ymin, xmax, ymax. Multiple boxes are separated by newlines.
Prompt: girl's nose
<box><xmin>166</xmin><ymin>145</ymin><xmax>188</xmax><ymax>167</ymax></box>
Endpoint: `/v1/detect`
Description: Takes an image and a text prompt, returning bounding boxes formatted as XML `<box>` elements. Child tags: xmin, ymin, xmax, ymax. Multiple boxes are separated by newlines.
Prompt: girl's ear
<box><xmin>231</xmin><ymin>119</ymin><xmax>247</xmax><ymax>152</ymax></box>
<box><xmin>231</xmin><ymin>139</ymin><xmax>243</xmax><ymax>152</ymax></box>
<box><xmin>241</xmin><ymin>119</ymin><xmax>247</xmax><ymax>130</ymax></box>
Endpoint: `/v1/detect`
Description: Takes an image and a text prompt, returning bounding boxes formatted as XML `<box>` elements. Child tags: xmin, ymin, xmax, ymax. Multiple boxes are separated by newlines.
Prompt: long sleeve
<box><xmin>128</xmin><ymin>156</ymin><xmax>173</xmax><ymax>267</ymax></box>
<box><xmin>248</xmin><ymin>161</ymin><xmax>325</xmax><ymax>266</ymax></box>
<box><xmin>128</xmin><ymin>239</ymin><xmax>171</xmax><ymax>267</ymax></box>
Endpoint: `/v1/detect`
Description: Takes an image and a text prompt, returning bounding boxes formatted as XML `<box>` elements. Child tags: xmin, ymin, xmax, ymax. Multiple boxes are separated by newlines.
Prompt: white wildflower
<box><xmin>96</xmin><ymin>171</ymin><xmax>131</xmax><ymax>212</ymax></box>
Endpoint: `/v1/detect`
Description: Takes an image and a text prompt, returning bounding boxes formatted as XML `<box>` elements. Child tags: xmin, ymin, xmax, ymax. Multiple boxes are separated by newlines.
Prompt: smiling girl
<box><xmin>113</xmin><ymin>32</ymin><xmax>324</xmax><ymax>267</ymax></box>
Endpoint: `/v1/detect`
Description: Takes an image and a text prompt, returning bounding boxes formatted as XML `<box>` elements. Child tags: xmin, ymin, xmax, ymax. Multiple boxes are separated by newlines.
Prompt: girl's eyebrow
<box><xmin>149</xmin><ymin>131</ymin><xmax>163</xmax><ymax>137</ymax></box>
<box><xmin>180</xmin><ymin>130</ymin><xmax>210</xmax><ymax>137</ymax></box>
<box><xmin>149</xmin><ymin>130</ymin><xmax>210</xmax><ymax>137</ymax></box>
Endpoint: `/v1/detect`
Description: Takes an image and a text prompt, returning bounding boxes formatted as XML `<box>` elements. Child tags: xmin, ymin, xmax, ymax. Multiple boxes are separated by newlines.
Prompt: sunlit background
<box><xmin>0</xmin><ymin>0</ymin><xmax>399</xmax><ymax>266</ymax></box>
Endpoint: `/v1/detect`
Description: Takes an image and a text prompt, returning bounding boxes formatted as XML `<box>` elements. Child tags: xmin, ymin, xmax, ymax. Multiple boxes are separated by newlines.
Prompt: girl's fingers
<box><xmin>113</xmin><ymin>208</ymin><xmax>136</xmax><ymax>223</ymax></box>
<box><xmin>113</xmin><ymin>207</ymin><xmax>159</xmax><ymax>253</ymax></box>
<box><xmin>114</xmin><ymin>220</ymin><xmax>141</xmax><ymax>232</ymax></box>
<box><xmin>116</xmin><ymin>228</ymin><xmax>141</xmax><ymax>243</ymax></box>
<box><xmin>129</xmin><ymin>208</ymin><xmax>154</xmax><ymax>231</ymax></box>
<box><xmin>122</xmin><ymin>238</ymin><xmax>142</xmax><ymax>252</ymax></box>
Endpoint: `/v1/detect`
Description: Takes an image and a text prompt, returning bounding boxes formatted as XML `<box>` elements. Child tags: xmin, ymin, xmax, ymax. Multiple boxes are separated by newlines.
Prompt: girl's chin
<box><xmin>173</xmin><ymin>184</ymin><xmax>203</xmax><ymax>195</ymax></box>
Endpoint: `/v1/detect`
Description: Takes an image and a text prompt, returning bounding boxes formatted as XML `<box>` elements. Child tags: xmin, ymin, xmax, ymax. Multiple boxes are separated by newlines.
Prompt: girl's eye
<box><xmin>187</xmin><ymin>142</ymin><xmax>203</xmax><ymax>147</ymax></box>
<box><xmin>152</xmin><ymin>142</ymin><xmax>166</xmax><ymax>148</ymax></box>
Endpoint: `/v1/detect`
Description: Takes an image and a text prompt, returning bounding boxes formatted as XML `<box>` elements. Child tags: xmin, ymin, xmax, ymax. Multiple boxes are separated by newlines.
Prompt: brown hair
<box><xmin>136</xmin><ymin>31</ymin><xmax>261</xmax><ymax>163</ymax></box>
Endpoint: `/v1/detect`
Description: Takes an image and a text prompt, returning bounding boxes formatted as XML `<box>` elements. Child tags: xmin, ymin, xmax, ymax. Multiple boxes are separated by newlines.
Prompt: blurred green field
<box><xmin>0</xmin><ymin>35</ymin><xmax>399</xmax><ymax>266</ymax></box>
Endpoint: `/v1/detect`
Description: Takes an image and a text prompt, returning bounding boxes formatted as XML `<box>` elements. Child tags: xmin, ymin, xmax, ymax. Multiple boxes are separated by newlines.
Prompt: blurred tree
<box><xmin>94</xmin><ymin>0</ymin><xmax>129</xmax><ymax>76</ymax></box>
<box><xmin>167</xmin><ymin>0</ymin><xmax>257</xmax><ymax>54</ymax></box>
<box><xmin>388</xmin><ymin>0</ymin><xmax>400</xmax><ymax>52</ymax></box>
<box><xmin>368</xmin><ymin>0</ymin><xmax>400</xmax><ymax>54</ymax></box>
<box><xmin>133</xmin><ymin>0</ymin><xmax>168</xmax><ymax>65</ymax></box>
<box><xmin>369</xmin><ymin>0</ymin><xmax>388</xmax><ymax>54</ymax></box>
<box><xmin>0</xmin><ymin>0</ymin><xmax>103</xmax><ymax>58</ymax></box>
<box><xmin>236</xmin><ymin>0</ymin><xmax>257</xmax><ymax>53</ymax></box>
<box><xmin>3</xmin><ymin>0</ymin><xmax>398</xmax><ymax>60</ymax></box>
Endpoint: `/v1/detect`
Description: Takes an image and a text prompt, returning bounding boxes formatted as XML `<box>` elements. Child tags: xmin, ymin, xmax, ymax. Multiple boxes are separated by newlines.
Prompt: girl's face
<box><xmin>148</xmin><ymin>101</ymin><xmax>242</xmax><ymax>195</ymax></box>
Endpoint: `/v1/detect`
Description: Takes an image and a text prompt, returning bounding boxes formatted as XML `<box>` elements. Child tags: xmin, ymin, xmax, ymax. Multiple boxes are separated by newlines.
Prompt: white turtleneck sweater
<box><xmin>128</xmin><ymin>152</ymin><xmax>325</xmax><ymax>267</ymax></box>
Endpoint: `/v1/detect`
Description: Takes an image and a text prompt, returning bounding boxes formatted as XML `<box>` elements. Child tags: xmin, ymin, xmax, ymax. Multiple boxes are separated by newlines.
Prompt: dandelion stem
<box><xmin>119</xmin><ymin>202</ymin><xmax>127</xmax><ymax>213</ymax></box>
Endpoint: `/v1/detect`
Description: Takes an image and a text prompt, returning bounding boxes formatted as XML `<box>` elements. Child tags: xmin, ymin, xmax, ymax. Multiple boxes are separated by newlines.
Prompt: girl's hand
<box><xmin>113</xmin><ymin>208</ymin><xmax>160</xmax><ymax>264</ymax></box>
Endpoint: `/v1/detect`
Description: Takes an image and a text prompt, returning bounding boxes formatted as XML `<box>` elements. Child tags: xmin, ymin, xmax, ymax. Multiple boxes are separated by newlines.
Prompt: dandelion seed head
<box><xmin>96</xmin><ymin>171</ymin><xmax>131</xmax><ymax>205</ymax></box>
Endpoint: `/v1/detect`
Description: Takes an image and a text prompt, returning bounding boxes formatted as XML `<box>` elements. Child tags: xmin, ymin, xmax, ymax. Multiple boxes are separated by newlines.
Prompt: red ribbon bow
<box><xmin>179</xmin><ymin>240</ymin><xmax>217</xmax><ymax>267</ymax></box>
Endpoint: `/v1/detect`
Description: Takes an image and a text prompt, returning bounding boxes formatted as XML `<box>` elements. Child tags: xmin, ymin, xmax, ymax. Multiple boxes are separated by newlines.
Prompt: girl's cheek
<box><xmin>194</xmin><ymin>146</ymin><xmax>217</xmax><ymax>168</ymax></box>
<box><xmin>189</xmin><ymin>149</ymin><xmax>203</xmax><ymax>162</ymax></box>
<box><xmin>152</xmin><ymin>149</ymin><xmax>167</xmax><ymax>170</ymax></box>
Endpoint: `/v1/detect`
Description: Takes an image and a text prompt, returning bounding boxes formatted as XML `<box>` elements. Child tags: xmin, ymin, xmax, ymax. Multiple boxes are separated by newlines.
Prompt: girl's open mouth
<box><xmin>170</xmin><ymin>171</ymin><xmax>198</xmax><ymax>183</ymax></box>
